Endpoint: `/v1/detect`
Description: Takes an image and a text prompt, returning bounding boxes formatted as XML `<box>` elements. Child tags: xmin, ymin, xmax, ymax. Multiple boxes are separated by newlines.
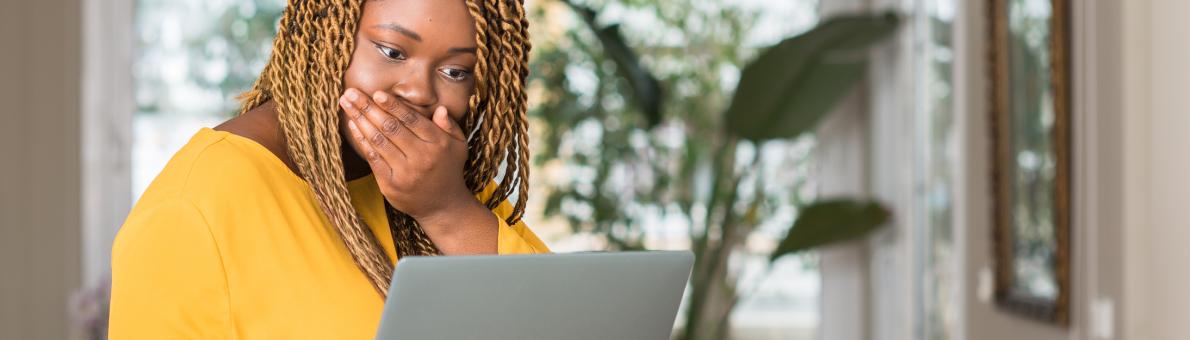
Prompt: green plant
<box><xmin>532</xmin><ymin>2</ymin><xmax>899</xmax><ymax>338</ymax></box>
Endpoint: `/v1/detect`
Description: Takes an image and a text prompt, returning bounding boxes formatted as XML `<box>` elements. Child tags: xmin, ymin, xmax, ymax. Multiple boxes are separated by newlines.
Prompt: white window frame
<box><xmin>81</xmin><ymin>0</ymin><xmax>134</xmax><ymax>286</ymax></box>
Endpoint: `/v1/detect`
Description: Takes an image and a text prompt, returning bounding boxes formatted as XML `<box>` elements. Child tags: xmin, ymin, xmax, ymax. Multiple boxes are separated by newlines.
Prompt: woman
<box><xmin>108</xmin><ymin>0</ymin><xmax>546</xmax><ymax>338</ymax></box>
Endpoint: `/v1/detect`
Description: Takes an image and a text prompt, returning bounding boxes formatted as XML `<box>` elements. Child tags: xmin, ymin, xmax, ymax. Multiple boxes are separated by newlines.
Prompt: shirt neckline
<box><xmin>197</xmin><ymin>127</ymin><xmax>376</xmax><ymax>188</ymax></box>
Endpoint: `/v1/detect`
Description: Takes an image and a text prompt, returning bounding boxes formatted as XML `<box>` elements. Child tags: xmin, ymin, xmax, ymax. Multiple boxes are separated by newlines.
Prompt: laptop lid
<box><xmin>375</xmin><ymin>251</ymin><xmax>694</xmax><ymax>340</ymax></box>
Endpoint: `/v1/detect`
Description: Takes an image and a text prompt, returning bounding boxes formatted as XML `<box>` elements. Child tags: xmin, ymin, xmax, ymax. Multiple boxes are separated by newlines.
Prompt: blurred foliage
<box><xmin>725</xmin><ymin>12</ymin><xmax>900</xmax><ymax>140</ymax></box>
<box><xmin>530</xmin><ymin>0</ymin><xmax>771</xmax><ymax>252</ymax></box>
<box><xmin>529</xmin><ymin>1</ymin><xmax>897</xmax><ymax>338</ymax></box>
<box><xmin>135</xmin><ymin>0</ymin><xmax>284</xmax><ymax>116</ymax></box>
<box><xmin>770</xmin><ymin>199</ymin><xmax>889</xmax><ymax>263</ymax></box>
<box><xmin>560</xmin><ymin>0</ymin><xmax>664</xmax><ymax>127</ymax></box>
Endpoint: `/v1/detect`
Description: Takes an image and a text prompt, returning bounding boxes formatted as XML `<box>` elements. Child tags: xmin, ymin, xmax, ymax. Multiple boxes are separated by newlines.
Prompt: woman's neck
<box><xmin>216</xmin><ymin>99</ymin><xmax>373</xmax><ymax>183</ymax></box>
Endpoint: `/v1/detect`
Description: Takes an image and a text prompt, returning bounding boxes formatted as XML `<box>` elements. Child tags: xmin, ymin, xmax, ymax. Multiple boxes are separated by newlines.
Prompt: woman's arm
<box><xmin>415</xmin><ymin>195</ymin><xmax>551</xmax><ymax>255</ymax></box>
<box><xmin>414</xmin><ymin>196</ymin><xmax>501</xmax><ymax>255</ymax></box>
<box><xmin>109</xmin><ymin>198</ymin><xmax>234</xmax><ymax>339</ymax></box>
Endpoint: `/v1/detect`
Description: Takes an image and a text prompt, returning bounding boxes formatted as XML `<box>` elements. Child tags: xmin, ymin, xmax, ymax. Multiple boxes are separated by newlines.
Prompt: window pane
<box><xmin>133</xmin><ymin>0</ymin><xmax>283</xmax><ymax>200</ymax></box>
<box><xmin>913</xmin><ymin>0</ymin><xmax>957</xmax><ymax>339</ymax></box>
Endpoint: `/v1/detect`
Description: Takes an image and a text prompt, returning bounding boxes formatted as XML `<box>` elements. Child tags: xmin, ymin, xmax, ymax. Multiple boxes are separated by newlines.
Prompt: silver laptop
<box><xmin>375</xmin><ymin>251</ymin><xmax>694</xmax><ymax>340</ymax></box>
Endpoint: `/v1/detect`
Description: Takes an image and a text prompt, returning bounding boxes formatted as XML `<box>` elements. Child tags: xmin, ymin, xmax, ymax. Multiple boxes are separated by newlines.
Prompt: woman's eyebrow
<box><xmin>448</xmin><ymin>47</ymin><xmax>477</xmax><ymax>55</ymax></box>
<box><xmin>372</xmin><ymin>23</ymin><xmax>476</xmax><ymax>55</ymax></box>
<box><xmin>373</xmin><ymin>23</ymin><xmax>421</xmax><ymax>41</ymax></box>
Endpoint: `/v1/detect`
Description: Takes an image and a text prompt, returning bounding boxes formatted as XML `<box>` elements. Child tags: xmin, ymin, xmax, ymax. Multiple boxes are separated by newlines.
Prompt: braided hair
<box><xmin>237</xmin><ymin>0</ymin><xmax>531</xmax><ymax>297</ymax></box>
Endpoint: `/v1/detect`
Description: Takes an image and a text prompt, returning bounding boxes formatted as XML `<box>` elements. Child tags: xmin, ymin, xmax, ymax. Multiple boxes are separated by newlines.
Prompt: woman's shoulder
<box><xmin>133</xmin><ymin>126</ymin><xmax>302</xmax><ymax>211</ymax></box>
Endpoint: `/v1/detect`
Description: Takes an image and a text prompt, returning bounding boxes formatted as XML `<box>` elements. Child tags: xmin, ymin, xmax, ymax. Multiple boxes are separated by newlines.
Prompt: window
<box><xmin>912</xmin><ymin>0</ymin><xmax>958</xmax><ymax>339</ymax></box>
<box><xmin>133</xmin><ymin>0</ymin><xmax>284</xmax><ymax>199</ymax></box>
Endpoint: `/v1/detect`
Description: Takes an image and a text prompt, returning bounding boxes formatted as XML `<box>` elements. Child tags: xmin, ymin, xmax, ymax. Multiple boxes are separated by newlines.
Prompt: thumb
<box><xmin>432</xmin><ymin>106</ymin><xmax>466</xmax><ymax>141</ymax></box>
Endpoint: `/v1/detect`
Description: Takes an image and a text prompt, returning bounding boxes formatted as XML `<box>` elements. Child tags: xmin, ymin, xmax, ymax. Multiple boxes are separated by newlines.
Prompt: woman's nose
<box><xmin>390</xmin><ymin>65</ymin><xmax>436</xmax><ymax>112</ymax></box>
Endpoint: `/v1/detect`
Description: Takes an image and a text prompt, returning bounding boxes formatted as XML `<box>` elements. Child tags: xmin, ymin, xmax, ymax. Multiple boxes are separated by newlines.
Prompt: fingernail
<box><xmin>374</xmin><ymin>92</ymin><xmax>388</xmax><ymax>104</ymax></box>
<box><xmin>346</xmin><ymin>91</ymin><xmax>359</xmax><ymax>101</ymax></box>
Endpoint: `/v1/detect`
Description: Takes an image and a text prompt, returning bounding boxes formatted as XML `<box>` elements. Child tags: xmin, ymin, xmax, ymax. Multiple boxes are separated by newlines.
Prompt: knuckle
<box><xmin>382</xmin><ymin>118</ymin><xmax>400</xmax><ymax>134</ymax></box>
<box><xmin>415</xmin><ymin>158</ymin><xmax>434</xmax><ymax>172</ymax></box>
<box><xmin>432</xmin><ymin>140</ymin><xmax>450</xmax><ymax>152</ymax></box>
<box><xmin>383</xmin><ymin>100</ymin><xmax>401</xmax><ymax>114</ymax></box>
<box><xmin>402</xmin><ymin>154</ymin><xmax>423</xmax><ymax>169</ymax></box>
<box><xmin>370</xmin><ymin>132</ymin><xmax>386</xmax><ymax>145</ymax></box>
<box><xmin>391</xmin><ymin>175</ymin><xmax>411</xmax><ymax>189</ymax></box>
<box><xmin>402</xmin><ymin>152</ymin><xmax>419</xmax><ymax>166</ymax></box>
<box><xmin>399</xmin><ymin>111</ymin><xmax>418</xmax><ymax>124</ymax></box>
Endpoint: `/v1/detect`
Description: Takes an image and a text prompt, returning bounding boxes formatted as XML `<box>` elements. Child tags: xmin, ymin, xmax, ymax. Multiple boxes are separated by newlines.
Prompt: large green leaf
<box><xmin>725</xmin><ymin>12</ymin><xmax>900</xmax><ymax>141</ymax></box>
<box><xmin>770</xmin><ymin>199</ymin><xmax>891</xmax><ymax>263</ymax></box>
<box><xmin>563</xmin><ymin>0</ymin><xmax>664</xmax><ymax>127</ymax></box>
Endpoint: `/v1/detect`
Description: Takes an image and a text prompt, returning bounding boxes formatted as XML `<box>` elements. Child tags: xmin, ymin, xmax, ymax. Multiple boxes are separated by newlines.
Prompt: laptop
<box><xmin>375</xmin><ymin>251</ymin><xmax>694</xmax><ymax>340</ymax></box>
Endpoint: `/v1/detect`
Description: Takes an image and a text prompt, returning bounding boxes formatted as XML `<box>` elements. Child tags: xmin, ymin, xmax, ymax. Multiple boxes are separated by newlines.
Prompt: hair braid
<box><xmin>239</xmin><ymin>0</ymin><xmax>532</xmax><ymax>298</ymax></box>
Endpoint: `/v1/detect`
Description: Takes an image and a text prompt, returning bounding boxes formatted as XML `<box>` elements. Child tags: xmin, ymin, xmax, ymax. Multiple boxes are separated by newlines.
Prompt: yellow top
<box><xmin>109</xmin><ymin>127</ymin><xmax>549</xmax><ymax>339</ymax></box>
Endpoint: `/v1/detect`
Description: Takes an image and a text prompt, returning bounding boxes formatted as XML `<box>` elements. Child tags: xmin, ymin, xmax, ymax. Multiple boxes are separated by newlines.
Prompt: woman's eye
<box><xmin>440</xmin><ymin>68</ymin><xmax>471</xmax><ymax>81</ymax></box>
<box><xmin>374</xmin><ymin>44</ymin><xmax>404</xmax><ymax>61</ymax></box>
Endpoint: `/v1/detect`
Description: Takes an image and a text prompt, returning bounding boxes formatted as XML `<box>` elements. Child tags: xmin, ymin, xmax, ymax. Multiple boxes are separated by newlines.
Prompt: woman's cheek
<box><xmin>343</xmin><ymin>47</ymin><xmax>391</xmax><ymax>93</ymax></box>
<box><xmin>343</xmin><ymin>66</ymin><xmax>383</xmax><ymax>95</ymax></box>
<box><xmin>446</xmin><ymin>84</ymin><xmax>475</xmax><ymax>122</ymax></box>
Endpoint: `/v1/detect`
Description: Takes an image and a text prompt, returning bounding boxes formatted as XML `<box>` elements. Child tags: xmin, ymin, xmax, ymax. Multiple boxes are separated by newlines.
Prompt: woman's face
<box><xmin>341</xmin><ymin>0</ymin><xmax>477</xmax><ymax>149</ymax></box>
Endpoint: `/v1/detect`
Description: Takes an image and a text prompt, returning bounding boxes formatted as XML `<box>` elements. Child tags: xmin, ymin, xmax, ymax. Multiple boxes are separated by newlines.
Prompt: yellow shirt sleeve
<box><xmin>108</xmin><ymin>198</ymin><xmax>234</xmax><ymax>340</ymax></box>
<box><xmin>108</xmin><ymin>128</ymin><xmax>553</xmax><ymax>339</ymax></box>
<box><xmin>481</xmin><ymin>184</ymin><xmax>551</xmax><ymax>255</ymax></box>
<box><xmin>492</xmin><ymin>199</ymin><xmax>551</xmax><ymax>254</ymax></box>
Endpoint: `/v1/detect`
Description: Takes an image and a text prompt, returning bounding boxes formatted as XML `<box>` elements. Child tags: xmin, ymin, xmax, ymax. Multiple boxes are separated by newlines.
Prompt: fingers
<box><xmin>346</xmin><ymin>119</ymin><xmax>395</xmax><ymax>180</ymax></box>
<box><xmin>339</xmin><ymin>90</ymin><xmax>407</xmax><ymax>163</ymax></box>
<box><xmin>348</xmin><ymin>89</ymin><xmax>425</xmax><ymax>152</ymax></box>
<box><xmin>371</xmin><ymin>91</ymin><xmax>440</xmax><ymax>142</ymax></box>
<box><xmin>432</xmin><ymin>106</ymin><xmax>466</xmax><ymax>141</ymax></box>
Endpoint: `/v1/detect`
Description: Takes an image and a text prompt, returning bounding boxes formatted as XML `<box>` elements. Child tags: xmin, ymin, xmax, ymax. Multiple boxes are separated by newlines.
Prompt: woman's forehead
<box><xmin>361</xmin><ymin>0</ymin><xmax>476</xmax><ymax>36</ymax></box>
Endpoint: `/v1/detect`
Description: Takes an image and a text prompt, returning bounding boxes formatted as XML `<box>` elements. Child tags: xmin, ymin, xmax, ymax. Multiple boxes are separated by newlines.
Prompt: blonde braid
<box><xmin>240</xmin><ymin>0</ymin><xmax>533</xmax><ymax>298</ymax></box>
<box><xmin>464</xmin><ymin>0</ymin><xmax>531</xmax><ymax>218</ymax></box>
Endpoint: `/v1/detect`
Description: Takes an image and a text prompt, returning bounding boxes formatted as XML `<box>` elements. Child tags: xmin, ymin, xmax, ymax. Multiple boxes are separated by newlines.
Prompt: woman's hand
<box><xmin>338</xmin><ymin>88</ymin><xmax>498</xmax><ymax>254</ymax></box>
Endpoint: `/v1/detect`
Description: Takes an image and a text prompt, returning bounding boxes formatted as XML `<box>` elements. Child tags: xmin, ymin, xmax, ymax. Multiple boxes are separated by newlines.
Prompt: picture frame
<box><xmin>987</xmin><ymin>0</ymin><xmax>1072</xmax><ymax>326</ymax></box>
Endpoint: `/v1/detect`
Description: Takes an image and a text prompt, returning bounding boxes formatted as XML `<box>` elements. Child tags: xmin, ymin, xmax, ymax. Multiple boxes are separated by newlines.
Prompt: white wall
<box><xmin>1121</xmin><ymin>1</ymin><xmax>1190</xmax><ymax>339</ymax></box>
<box><xmin>954</xmin><ymin>1</ymin><xmax>1132</xmax><ymax>339</ymax></box>
<box><xmin>952</xmin><ymin>0</ymin><xmax>1072</xmax><ymax>338</ymax></box>
<box><xmin>779</xmin><ymin>0</ymin><xmax>1185</xmax><ymax>339</ymax></box>
<box><xmin>950</xmin><ymin>0</ymin><xmax>1190</xmax><ymax>339</ymax></box>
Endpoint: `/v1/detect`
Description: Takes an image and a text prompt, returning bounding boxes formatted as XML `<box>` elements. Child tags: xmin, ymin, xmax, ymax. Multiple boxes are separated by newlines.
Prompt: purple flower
<box><xmin>70</xmin><ymin>272</ymin><xmax>110</xmax><ymax>340</ymax></box>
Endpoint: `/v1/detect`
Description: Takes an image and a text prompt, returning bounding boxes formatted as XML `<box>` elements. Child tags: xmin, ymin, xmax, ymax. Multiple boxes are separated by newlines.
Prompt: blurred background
<box><xmin>2</xmin><ymin>0</ymin><xmax>1189</xmax><ymax>339</ymax></box>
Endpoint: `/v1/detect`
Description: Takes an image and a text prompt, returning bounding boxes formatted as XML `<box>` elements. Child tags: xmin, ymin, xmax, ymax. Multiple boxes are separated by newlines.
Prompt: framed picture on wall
<box><xmin>987</xmin><ymin>0</ymin><xmax>1072</xmax><ymax>326</ymax></box>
